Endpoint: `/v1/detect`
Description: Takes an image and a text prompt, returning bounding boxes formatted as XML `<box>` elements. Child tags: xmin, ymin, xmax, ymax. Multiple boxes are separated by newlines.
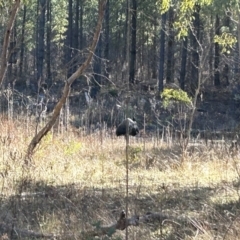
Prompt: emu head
<box><xmin>116</xmin><ymin>118</ymin><xmax>139</xmax><ymax>137</ymax></box>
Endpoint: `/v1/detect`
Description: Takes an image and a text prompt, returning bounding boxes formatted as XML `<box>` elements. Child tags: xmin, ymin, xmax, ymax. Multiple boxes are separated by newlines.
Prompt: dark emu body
<box><xmin>116</xmin><ymin>118</ymin><xmax>139</xmax><ymax>137</ymax></box>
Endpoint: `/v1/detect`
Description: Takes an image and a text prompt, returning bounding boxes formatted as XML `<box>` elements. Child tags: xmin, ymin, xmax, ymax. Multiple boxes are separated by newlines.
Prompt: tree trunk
<box><xmin>91</xmin><ymin>33</ymin><xmax>102</xmax><ymax>99</ymax></box>
<box><xmin>65</xmin><ymin>0</ymin><xmax>73</xmax><ymax>78</ymax></box>
<box><xmin>46</xmin><ymin>0</ymin><xmax>52</xmax><ymax>85</ymax></box>
<box><xmin>104</xmin><ymin>0</ymin><xmax>110</xmax><ymax>80</ymax></box>
<box><xmin>151</xmin><ymin>21</ymin><xmax>157</xmax><ymax>79</ymax></box>
<box><xmin>79</xmin><ymin>0</ymin><xmax>84</xmax><ymax>50</ymax></box>
<box><xmin>166</xmin><ymin>7</ymin><xmax>175</xmax><ymax>84</ymax></box>
<box><xmin>19</xmin><ymin>4</ymin><xmax>27</xmax><ymax>80</ymax></box>
<box><xmin>179</xmin><ymin>37</ymin><xmax>188</xmax><ymax>90</ymax></box>
<box><xmin>37</xmin><ymin>0</ymin><xmax>46</xmax><ymax>85</ymax></box>
<box><xmin>129</xmin><ymin>0</ymin><xmax>137</xmax><ymax>84</ymax></box>
<box><xmin>0</xmin><ymin>0</ymin><xmax>21</xmax><ymax>86</ymax></box>
<box><xmin>214</xmin><ymin>14</ymin><xmax>220</xmax><ymax>87</ymax></box>
<box><xmin>25</xmin><ymin>0</ymin><xmax>107</xmax><ymax>161</ymax></box>
<box><xmin>158</xmin><ymin>12</ymin><xmax>167</xmax><ymax>93</ymax></box>
<box><xmin>209</xmin><ymin>14</ymin><xmax>214</xmax><ymax>85</ymax></box>
<box><xmin>190</xmin><ymin>4</ymin><xmax>200</xmax><ymax>94</ymax></box>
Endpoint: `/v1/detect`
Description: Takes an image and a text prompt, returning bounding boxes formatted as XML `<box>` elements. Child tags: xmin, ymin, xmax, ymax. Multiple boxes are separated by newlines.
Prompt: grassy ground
<box><xmin>0</xmin><ymin>117</ymin><xmax>240</xmax><ymax>239</ymax></box>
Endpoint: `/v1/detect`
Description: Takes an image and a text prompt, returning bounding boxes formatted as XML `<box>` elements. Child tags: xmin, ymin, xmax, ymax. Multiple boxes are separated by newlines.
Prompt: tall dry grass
<box><xmin>0</xmin><ymin>117</ymin><xmax>240</xmax><ymax>239</ymax></box>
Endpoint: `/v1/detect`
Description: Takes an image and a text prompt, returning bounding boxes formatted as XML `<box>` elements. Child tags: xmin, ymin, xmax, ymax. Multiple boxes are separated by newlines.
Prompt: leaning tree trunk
<box><xmin>0</xmin><ymin>0</ymin><xmax>21</xmax><ymax>86</ymax></box>
<box><xmin>26</xmin><ymin>0</ymin><xmax>107</xmax><ymax>161</ymax></box>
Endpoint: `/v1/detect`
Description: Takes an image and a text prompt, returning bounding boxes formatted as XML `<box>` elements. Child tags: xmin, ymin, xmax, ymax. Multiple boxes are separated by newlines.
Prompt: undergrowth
<box><xmin>0</xmin><ymin>117</ymin><xmax>240</xmax><ymax>239</ymax></box>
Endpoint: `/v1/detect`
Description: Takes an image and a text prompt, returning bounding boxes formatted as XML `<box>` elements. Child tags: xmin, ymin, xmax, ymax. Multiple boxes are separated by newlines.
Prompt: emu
<box><xmin>116</xmin><ymin>118</ymin><xmax>139</xmax><ymax>137</ymax></box>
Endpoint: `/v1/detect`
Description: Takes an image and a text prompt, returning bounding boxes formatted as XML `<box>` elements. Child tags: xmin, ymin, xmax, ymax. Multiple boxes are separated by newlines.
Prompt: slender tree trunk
<box><xmin>190</xmin><ymin>4</ymin><xmax>200</xmax><ymax>94</ymax></box>
<box><xmin>91</xmin><ymin>33</ymin><xmax>102</xmax><ymax>98</ymax></box>
<box><xmin>214</xmin><ymin>14</ymin><xmax>220</xmax><ymax>86</ymax></box>
<box><xmin>179</xmin><ymin>37</ymin><xmax>188</xmax><ymax>90</ymax></box>
<box><xmin>0</xmin><ymin>0</ymin><xmax>21</xmax><ymax>86</ymax></box>
<box><xmin>71</xmin><ymin>0</ymin><xmax>79</xmax><ymax>76</ymax></box>
<box><xmin>123</xmin><ymin>0</ymin><xmax>129</xmax><ymax>64</ymax></box>
<box><xmin>122</xmin><ymin>0</ymin><xmax>130</xmax><ymax>82</ymax></box>
<box><xmin>129</xmin><ymin>0</ymin><xmax>137</xmax><ymax>84</ymax></box>
<box><xmin>46</xmin><ymin>0</ymin><xmax>52</xmax><ymax>85</ymax></box>
<box><xmin>65</xmin><ymin>0</ymin><xmax>73</xmax><ymax>77</ymax></box>
<box><xmin>238</xmin><ymin>10</ymin><xmax>240</xmax><ymax>76</ymax></box>
<box><xmin>151</xmin><ymin>22</ymin><xmax>157</xmax><ymax>79</ymax></box>
<box><xmin>166</xmin><ymin>7</ymin><xmax>175</xmax><ymax>84</ymax></box>
<box><xmin>158</xmin><ymin>12</ymin><xmax>167</xmax><ymax>93</ymax></box>
<box><xmin>37</xmin><ymin>0</ymin><xmax>47</xmax><ymax>85</ymax></box>
<box><xmin>79</xmin><ymin>0</ymin><xmax>84</xmax><ymax>50</ymax></box>
<box><xmin>222</xmin><ymin>12</ymin><xmax>231</xmax><ymax>86</ymax></box>
<box><xmin>104</xmin><ymin>0</ymin><xmax>110</xmax><ymax>80</ymax></box>
<box><xmin>209</xmin><ymin>14</ymin><xmax>214</xmax><ymax>85</ymax></box>
<box><xmin>19</xmin><ymin>5</ymin><xmax>27</xmax><ymax>80</ymax></box>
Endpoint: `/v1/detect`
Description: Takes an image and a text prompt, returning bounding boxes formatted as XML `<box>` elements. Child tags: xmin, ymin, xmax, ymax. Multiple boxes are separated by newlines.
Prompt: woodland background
<box><xmin>1</xmin><ymin>0</ymin><xmax>240</xmax><ymax>134</ymax></box>
<box><xmin>0</xmin><ymin>0</ymin><xmax>240</xmax><ymax>239</ymax></box>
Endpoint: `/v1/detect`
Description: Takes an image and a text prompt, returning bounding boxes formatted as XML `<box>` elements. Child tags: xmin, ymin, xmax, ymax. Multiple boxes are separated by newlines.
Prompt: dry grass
<box><xmin>0</xmin><ymin>117</ymin><xmax>240</xmax><ymax>239</ymax></box>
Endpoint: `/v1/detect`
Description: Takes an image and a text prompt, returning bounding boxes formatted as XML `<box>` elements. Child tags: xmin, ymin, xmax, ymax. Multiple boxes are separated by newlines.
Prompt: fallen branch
<box><xmin>82</xmin><ymin>210</ymin><xmax>172</xmax><ymax>238</ymax></box>
<box><xmin>0</xmin><ymin>211</ymin><xmax>206</xmax><ymax>239</ymax></box>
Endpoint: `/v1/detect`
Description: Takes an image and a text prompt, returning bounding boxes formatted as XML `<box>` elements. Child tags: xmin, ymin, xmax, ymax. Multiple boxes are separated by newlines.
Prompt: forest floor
<box><xmin>0</xmin><ymin>117</ymin><xmax>240</xmax><ymax>239</ymax></box>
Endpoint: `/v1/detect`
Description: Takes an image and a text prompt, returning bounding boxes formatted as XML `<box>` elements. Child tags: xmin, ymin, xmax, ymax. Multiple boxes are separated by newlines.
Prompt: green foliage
<box><xmin>51</xmin><ymin>0</ymin><xmax>68</xmax><ymax>43</ymax></box>
<box><xmin>214</xmin><ymin>33</ymin><xmax>237</xmax><ymax>53</ymax></box>
<box><xmin>129</xmin><ymin>146</ymin><xmax>142</xmax><ymax>163</ymax></box>
<box><xmin>157</xmin><ymin>0</ymin><xmax>170</xmax><ymax>14</ymax></box>
<box><xmin>173</xmin><ymin>0</ymin><xmax>213</xmax><ymax>39</ymax></box>
<box><xmin>64</xmin><ymin>141</ymin><xmax>82</xmax><ymax>156</ymax></box>
<box><xmin>161</xmin><ymin>88</ymin><xmax>192</xmax><ymax>108</ymax></box>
